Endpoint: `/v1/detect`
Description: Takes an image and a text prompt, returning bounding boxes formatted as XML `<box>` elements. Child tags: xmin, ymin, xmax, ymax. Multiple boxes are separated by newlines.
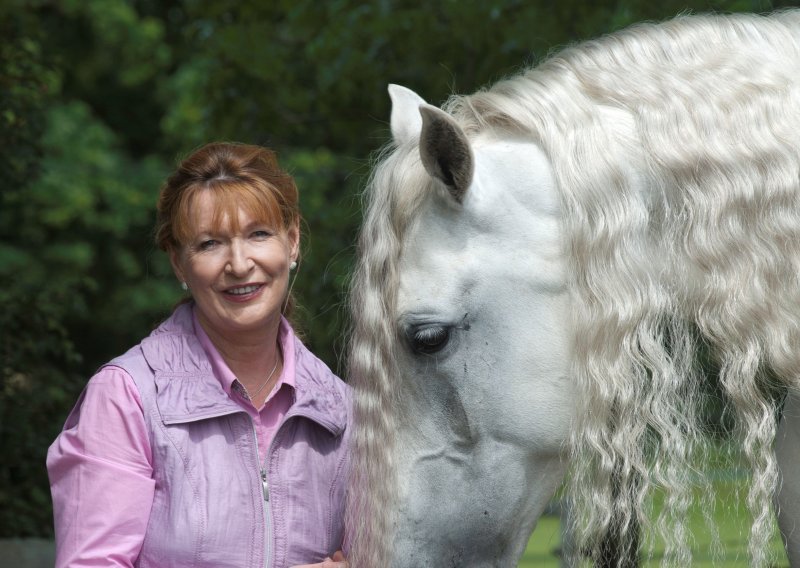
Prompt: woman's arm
<box><xmin>47</xmin><ymin>366</ymin><xmax>155</xmax><ymax>567</ymax></box>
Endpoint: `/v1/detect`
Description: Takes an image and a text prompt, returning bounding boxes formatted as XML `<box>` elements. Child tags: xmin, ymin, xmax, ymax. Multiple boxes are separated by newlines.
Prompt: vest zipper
<box><xmin>252</xmin><ymin>406</ymin><xmax>320</xmax><ymax>566</ymax></box>
<box><xmin>253</xmin><ymin>425</ymin><xmax>272</xmax><ymax>568</ymax></box>
<box><xmin>260</xmin><ymin>468</ymin><xmax>270</xmax><ymax>501</ymax></box>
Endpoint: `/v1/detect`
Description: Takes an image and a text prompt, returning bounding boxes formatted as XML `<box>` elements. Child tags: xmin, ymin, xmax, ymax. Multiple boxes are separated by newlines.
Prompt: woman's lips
<box><xmin>222</xmin><ymin>283</ymin><xmax>264</xmax><ymax>303</ymax></box>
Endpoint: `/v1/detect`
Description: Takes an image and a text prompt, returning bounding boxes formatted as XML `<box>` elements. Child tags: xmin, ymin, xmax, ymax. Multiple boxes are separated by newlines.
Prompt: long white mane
<box><xmin>348</xmin><ymin>11</ymin><xmax>800</xmax><ymax>566</ymax></box>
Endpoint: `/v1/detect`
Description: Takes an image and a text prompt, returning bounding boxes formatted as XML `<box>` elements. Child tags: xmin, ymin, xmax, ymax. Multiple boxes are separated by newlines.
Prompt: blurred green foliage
<box><xmin>1</xmin><ymin>0</ymin><xmax>795</xmax><ymax>538</ymax></box>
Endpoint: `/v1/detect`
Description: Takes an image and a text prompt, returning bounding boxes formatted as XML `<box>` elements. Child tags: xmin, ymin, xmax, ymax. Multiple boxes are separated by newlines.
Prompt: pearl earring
<box><xmin>290</xmin><ymin>261</ymin><xmax>297</xmax><ymax>271</ymax></box>
<box><xmin>181</xmin><ymin>281</ymin><xmax>188</xmax><ymax>291</ymax></box>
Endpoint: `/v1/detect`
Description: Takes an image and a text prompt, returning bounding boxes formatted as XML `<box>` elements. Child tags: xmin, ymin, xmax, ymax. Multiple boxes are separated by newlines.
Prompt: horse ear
<box><xmin>389</xmin><ymin>84</ymin><xmax>427</xmax><ymax>145</ymax></box>
<box><xmin>418</xmin><ymin>104</ymin><xmax>474</xmax><ymax>203</ymax></box>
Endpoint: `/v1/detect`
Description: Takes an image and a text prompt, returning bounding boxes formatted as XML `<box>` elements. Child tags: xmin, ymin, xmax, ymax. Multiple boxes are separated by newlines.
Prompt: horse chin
<box><xmin>389</xmin><ymin>432</ymin><xmax>568</xmax><ymax>567</ymax></box>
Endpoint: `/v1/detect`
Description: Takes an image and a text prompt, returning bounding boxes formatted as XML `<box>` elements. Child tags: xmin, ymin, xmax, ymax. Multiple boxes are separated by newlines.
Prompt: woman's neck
<box><xmin>197</xmin><ymin>312</ymin><xmax>284</xmax><ymax>403</ymax></box>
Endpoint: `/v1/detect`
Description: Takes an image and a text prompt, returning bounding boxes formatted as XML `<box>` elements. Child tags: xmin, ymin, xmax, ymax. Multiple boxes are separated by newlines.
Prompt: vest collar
<box><xmin>140</xmin><ymin>304</ymin><xmax>346</xmax><ymax>435</ymax></box>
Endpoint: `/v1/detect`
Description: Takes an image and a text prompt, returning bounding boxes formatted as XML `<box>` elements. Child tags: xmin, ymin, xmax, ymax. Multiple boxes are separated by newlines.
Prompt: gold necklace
<box><xmin>243</xmin><ymin>356</ymin><xmax>280</xmax><ymax>401</ymax></box>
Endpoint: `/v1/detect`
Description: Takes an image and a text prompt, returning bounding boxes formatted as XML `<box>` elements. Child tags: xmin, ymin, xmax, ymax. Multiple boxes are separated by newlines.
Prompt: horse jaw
<box><xmin>391</xmin><ymin>136</ymin><xmax>573</xmax><ymax>566</ymax></box>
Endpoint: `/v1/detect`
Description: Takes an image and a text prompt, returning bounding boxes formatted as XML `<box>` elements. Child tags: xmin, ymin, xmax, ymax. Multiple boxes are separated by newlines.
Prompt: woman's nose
<box><xmin>225</xmin><ymin>240</ymin><xmax>254</xmax><ymax>275</ymax></box>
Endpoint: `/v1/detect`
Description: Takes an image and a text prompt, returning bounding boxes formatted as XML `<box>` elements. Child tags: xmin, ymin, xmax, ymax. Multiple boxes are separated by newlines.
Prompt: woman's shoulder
<box><xmin>48</xmin><ymin>364</ymin><xmax>153</xmax><ymax>506</ymax></box>
<box><xmin>293</xmin><ymin>340</ymin><xmax>349</xmax><ymax>390</ymax></box>
<box><xmin>292</xmin><ymin>341</ymin><xmax>352</xmax><ymax>434</ymax></box>
<box><xmin>79</xmin><ymin>365</ymin><xmax>145</xmax><ymax>418</ymax></box>
<box><xmin>53</xmin><ymin>365</ymin><xmax>148</xmax><ymax>456</ymax></box>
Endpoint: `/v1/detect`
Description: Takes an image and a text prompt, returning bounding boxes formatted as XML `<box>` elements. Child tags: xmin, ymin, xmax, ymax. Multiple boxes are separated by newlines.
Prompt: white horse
<box><xmin>347</xmin><ymin>11</ymin><xmax>800</xmax><ymax>567</ymax></box>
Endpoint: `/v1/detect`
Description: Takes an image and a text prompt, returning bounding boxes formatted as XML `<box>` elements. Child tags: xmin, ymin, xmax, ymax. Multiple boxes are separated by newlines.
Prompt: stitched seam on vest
<box><xmin>228</xmin><ymin>414</ymin><xmax>258</xmax><ymax>568</ymax></box>
<box><xmin>326</xmin><ymin>433</ymin><xmax>348</xmax><ymax>550</ymax></box>
<box><xmin>152</xmin><ymin>413</ymin><xmax>205</xmax><ymax>564</ymax></box>
<box><xmin>137</xmin><ymin>403</ymin><xmax>161</xmax><ymax>568</ymax></box>
<box><xmin>270</xmin><ymin>425</ymin><xmax>285</xmax><ymax>568</ymax></box>
<box><xmin>326</xmin><ymin>389</ymin><xmax>351</xmax><ymax>551</ymax></box>
<box><xmin>294</xmin><ymin>342</ymin><xmax>345</xmax><ymax>424</ymax></box>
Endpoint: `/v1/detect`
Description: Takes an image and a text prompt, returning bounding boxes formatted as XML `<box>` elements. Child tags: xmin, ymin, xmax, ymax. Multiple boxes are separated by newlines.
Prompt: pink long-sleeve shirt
<box><xmin>47</xmin><ymin>308</ymin><xmax>295</xmax><ymax>566</ymax></box>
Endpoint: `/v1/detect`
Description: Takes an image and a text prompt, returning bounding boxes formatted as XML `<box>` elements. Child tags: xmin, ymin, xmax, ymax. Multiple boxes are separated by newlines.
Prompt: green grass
<box><xmin>519</xmin><ymin>479</ymin><xmax>788</xmax><ymax>567</ymax></box>
<box><xmin>519</xmin><ymin>515</ymin><xmax>562</xmax><ymax>567</ymax></box>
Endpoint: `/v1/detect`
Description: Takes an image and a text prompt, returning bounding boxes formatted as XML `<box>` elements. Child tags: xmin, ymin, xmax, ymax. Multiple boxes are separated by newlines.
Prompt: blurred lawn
<box><xmin>520</xmin><ymin>479</ymin><xmax>788</xmax><ymax>567</ymax></box>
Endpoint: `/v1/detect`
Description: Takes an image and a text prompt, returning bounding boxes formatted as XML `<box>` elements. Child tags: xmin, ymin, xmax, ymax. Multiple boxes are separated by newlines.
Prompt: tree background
<box><xmin>0</xmin><ymin>0</ymin><xmax>794</xmax><ymax>538</ymax></box>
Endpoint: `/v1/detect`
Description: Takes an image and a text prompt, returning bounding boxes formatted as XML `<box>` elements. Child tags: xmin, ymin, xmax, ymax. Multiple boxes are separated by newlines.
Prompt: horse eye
<box><xmin>410</xmin><ymin>326</ymin><xmax>451</xmax><ymax>355</ymax></box>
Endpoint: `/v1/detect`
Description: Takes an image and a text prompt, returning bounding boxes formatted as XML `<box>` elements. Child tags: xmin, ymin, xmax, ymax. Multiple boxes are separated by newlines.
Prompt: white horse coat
<box><xmin>347</xmin><ymin>11</ymin><xmax>800</xmax><ymax>567</ymax></box>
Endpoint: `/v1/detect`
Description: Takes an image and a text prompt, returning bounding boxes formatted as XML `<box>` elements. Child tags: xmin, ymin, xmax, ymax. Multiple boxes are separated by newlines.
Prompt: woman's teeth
<box><xmin>228</xmin><ymin>285</ymin><xmax>260</xmax><ymax>295</ymax></box>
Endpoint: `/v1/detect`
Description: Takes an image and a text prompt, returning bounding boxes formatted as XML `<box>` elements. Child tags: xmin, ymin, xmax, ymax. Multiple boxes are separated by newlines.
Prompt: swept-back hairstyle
<box><xmin>348</xmin><ymin>11</ymin><xmax>800</xmax><ymax>567</ymax></box>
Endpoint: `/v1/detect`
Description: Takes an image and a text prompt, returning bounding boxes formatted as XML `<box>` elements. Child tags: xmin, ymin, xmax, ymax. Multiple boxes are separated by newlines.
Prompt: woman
<box><xmin>47</xmin><ymin>143</ymin><xmax>350</xmax><ymax>568</ymax></box>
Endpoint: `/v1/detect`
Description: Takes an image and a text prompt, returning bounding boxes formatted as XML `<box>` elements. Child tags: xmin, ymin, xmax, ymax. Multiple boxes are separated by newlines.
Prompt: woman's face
<box><xmin>170</xmin><ymin>189</ymin><xmax>299</xmax><ymax>339</ymax></box>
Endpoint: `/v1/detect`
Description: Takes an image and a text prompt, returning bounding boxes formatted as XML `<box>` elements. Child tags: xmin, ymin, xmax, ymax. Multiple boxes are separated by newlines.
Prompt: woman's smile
<box><xmin>223</xmin><ymin>283</ymin><xmax>265</xmax><ymax>301</ymax></box>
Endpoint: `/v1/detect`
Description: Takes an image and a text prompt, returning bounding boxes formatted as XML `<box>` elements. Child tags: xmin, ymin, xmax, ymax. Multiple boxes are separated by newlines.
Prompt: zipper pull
<box><xmin>261</xmin><ymin>468</ymin><xmax>270</xmax><ymax>501</ymax></box>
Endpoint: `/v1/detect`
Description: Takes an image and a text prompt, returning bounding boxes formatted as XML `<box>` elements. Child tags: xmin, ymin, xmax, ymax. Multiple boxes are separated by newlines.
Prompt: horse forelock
<box><xmin>349</xmin><ymin>10</ymin><xmax>800</xmax><ymax>566</ymax></box>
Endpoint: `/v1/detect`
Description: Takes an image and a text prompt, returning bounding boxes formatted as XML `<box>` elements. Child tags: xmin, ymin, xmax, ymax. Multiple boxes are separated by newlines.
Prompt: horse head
<box><xmin>370</xmin><ymin>84</ymin><xmax>574</xmax><ymax>566</ymax></box>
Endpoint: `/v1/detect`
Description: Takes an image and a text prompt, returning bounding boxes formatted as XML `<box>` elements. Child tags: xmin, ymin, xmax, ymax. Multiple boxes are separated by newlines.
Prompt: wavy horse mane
<box><xmin>347</xmin><ymin>11</ymin><xmax>800</xmax><ymax>566</ymax></box>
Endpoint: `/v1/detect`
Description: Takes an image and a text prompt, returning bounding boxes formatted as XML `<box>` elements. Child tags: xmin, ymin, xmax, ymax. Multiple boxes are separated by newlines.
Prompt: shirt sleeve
<box><xmin>47</xmin><ymin>366</ymin><xmax>155</xmax><ymax>567</ymax></box>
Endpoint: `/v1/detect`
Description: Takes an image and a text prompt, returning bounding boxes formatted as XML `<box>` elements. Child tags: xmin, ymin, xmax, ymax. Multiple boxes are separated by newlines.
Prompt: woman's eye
<box><xmin>252</xmin><ymin>230</ymin><xmax>272</xmax><ymax>239</ymax></box>
<box><xmin>410</xmin><ymin>326</ymin><xmax>451</xmax><ymax>355</ymax></box>
<box><xmin>198</xmin><ymin>239</ymin><xmax>218</xmax><ymax>250</ymax></box>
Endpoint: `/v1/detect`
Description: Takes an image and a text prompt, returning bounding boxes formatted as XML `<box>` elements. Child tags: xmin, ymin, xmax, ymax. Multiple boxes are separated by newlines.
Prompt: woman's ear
<box><xmin>288</xmin><ymin>223</ymin><xmax>300</xmax><ymax>264</ymax></box>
